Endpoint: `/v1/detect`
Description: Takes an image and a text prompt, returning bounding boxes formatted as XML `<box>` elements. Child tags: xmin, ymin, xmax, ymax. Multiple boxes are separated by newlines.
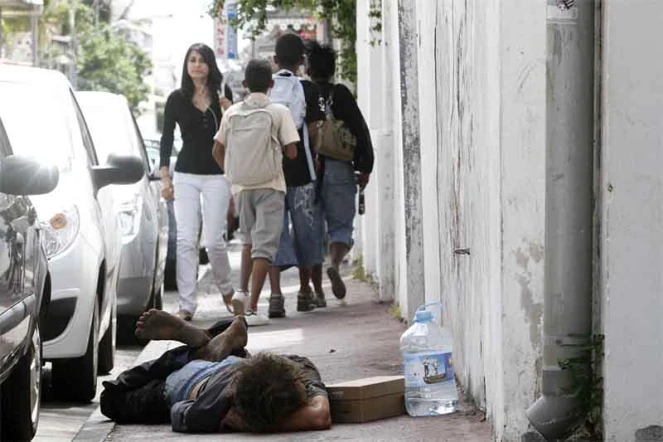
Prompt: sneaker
<box><xmin>231</xmin><ymin>291</ymin><xmax>249</xmax><ymax>317</ymax></box>
<box><xmin>297</xmin><ymin>291</ymin><xmax>316</xmax><ymax>312</ymax></box>
<box><xmin>245</xmin><ymin>310</ymin><xmax>269</xmax><ymax>326</ymax></box>
<box><xmin>327</xmin><ymin>267</ymin><xmax>347</xmax><ymax>300</ymax></box>
<box><xmin>268</xmin><ymin>294</ymin><xmax>286</xmax><ymax>318</ymax></box>
<box><xmin>314</xmin><ymin>292</ymin><xmax>327</xmax><ymax>308</ymax></box>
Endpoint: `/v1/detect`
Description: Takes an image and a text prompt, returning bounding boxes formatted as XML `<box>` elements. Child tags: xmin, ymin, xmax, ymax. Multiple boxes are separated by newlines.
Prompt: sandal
<box><xmin>222</xmin><ymin>291</ymin><xmax>235</xmax><ymax>314</ymax></box>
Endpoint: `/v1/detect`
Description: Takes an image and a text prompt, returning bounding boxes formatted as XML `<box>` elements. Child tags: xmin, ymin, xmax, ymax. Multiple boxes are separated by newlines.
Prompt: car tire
<box><xmin>1</xmin><ymin>322</ymin><xmax>42</xmax><ymax>441</ymax></box>
<box><xmin>52</xmin><ymin>302</ymin><xmax>99</xmax><ymax>402</ymax></box>
<box><xmin>98</xmin><ymin>302</ymin><xmax>115</xmax><ymax>375</ymax></box>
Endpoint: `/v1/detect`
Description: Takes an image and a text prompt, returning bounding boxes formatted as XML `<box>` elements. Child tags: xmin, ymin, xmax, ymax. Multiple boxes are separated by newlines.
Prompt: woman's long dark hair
<box><xmin>180</xmin><ymin>43</ymin><xmax>223</xmax><ymax>101</ymax></box>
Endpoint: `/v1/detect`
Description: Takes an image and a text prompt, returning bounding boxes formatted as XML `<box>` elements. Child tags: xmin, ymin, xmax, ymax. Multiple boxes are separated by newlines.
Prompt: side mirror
<box><xmin>91</xmin><ymin>154</ymin><xmax>145</xmax><ymax>191</ymax></box>
<box><xmin>0</xmin><ymin>155</ymin><xmax>59</xmax><ymax>196</ymax></box>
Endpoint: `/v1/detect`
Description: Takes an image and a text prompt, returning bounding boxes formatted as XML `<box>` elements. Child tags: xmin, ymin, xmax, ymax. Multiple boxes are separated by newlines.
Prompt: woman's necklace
<box><xmin>192</xmin><ymin>87</ymin><xmax>211</xmax><ymax>112</ymax></box>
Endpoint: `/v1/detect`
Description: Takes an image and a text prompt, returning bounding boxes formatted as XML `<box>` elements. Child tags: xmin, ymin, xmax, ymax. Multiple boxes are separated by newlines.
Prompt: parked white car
<box><xmin>76</xmin><ymin>91</ymin><xmax>168</xmax><ymax>340</ymax></box>
<box><xmin>0</xmin><ymin>66</ymin><xmax>144</xmax><ymax>402</ymax></box>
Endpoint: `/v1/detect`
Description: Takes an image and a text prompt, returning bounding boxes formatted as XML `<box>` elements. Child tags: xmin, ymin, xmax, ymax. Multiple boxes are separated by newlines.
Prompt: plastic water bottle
<box><xmin>400</xmin><ymin>303</ymin><xmax>458</xmax><ymax>416</ymax></box>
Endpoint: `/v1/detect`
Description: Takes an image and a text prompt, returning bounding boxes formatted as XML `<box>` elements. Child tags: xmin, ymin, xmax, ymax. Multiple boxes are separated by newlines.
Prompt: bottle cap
<box><xmin>414</xmin><ymin>309</ymin><xmax>433</xmax><ymax>322</ymax></box>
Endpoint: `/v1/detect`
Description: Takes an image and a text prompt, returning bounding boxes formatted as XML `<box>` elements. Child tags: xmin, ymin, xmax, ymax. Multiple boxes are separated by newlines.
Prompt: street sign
<box><xmin>214</xmin><ymin>0</ymin><xmax>237</xmax><ymax>60</ymax></box>
<box><xmin>226</xmin><ymin>1</ymin><xmax>237</xmax><ymax>60</ymax></box>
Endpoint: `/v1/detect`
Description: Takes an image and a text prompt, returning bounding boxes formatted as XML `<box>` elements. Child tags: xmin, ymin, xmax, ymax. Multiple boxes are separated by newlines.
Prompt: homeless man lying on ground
<box><xmin>100</xmin><ymin>310</ymin><xmax>331</xmax><ymax>433</ymax></box>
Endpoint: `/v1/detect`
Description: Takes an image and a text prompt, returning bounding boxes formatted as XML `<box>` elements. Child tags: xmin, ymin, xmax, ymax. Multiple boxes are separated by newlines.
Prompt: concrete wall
<box><xmin>359</xmin><ymin>0</ymin><xmax>663</xmax><ymax>439</ymax></box>
<box><xmin>356</xmin><ymin>0</ymin><xmax>547</xmax><ymax>439</ymax></box>
<box><xmin>601</xmin><ymin>1</ymin><xmax>663</xmax><ymax>440</ymax></box>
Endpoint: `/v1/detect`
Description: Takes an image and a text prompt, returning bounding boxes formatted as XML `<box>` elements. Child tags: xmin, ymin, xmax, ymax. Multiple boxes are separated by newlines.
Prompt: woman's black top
<box><xmin>316</xmin><ymin>81</ymin><xmax>374</xmax><ymax>174</ymax></box>
<box><xmin>159</xmin><ymin>85</ymin><xmax>233</xmax><ymax>175</ymax></box>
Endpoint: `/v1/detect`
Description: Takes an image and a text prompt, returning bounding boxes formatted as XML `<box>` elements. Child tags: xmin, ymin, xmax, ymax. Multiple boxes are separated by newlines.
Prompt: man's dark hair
<box><xmin>275</xmin><ymin>33</ymin><xmax>305</xmax><ymax>68</ymax></box>
<box><xmin>245</xmin><ymin>59</ymin><xmax>273</xmax><ymax>93</ymax></box>
<box><xmin>233</xmin><ymin>353</ymin><xmax>307</xmax><ymax>432</ymax></box>
<box><xmin>306</xmin><ymin>40</ymin><xmax>336</xmax><ymax>81</ymax></box>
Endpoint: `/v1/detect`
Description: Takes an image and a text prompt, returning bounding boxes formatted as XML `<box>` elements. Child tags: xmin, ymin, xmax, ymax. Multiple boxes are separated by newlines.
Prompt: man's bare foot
<box><xmin>135</xmin><ymin>309</ymin><xmax>210</xmax><ymax>348</ymax></box>
<box><xmin>194</xmin><ymin>316</ymin><xmax>248</xmax><ymax>362</ymax></box>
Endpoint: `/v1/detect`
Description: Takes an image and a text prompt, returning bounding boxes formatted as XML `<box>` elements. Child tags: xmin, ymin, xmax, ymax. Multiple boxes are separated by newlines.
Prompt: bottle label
<box><xmin>403</xmin><ymin>351</ymin><xmax>454</xmax><ymax>388</ymax></box>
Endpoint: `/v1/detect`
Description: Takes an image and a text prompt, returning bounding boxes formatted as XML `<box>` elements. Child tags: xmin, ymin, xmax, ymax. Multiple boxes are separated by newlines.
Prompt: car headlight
<box><xmin>118</xmin><ymin>195</ymin><xmax>143</xmax><ymax>239</ymax></box>
<box><xmin>41</xmin><ymin>206</ymin><xmax>80</xmax><ymax>258</ymax></box>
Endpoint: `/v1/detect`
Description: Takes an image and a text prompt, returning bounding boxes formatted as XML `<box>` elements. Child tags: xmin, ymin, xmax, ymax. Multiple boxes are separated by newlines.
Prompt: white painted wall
<box><xmin>356</xmin><ymin>0</ymin><xmax>547</xmax><ymax>439</ymax></box>
<box><xmin>601</xmin><ymin>1</ymin><xmax>663</xmax><ymax>440</ymax></box>
<box><xmin>359</xmin><ymin>0</ymin><xmax>663</xmax><ymax>440</ymax></box>
<box><xmin>496</xmin><ymin>2</ymin><xmax>547</xmax><ymax>438</ymax></box>
<box><xmin>356</xmin><ymin>0</ymin><xmax>400</xmax><ymax>305</ymax></box>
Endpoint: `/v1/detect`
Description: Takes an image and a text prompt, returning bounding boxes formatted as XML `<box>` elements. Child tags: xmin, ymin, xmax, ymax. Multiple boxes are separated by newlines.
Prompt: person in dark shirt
<box><xmin>262</xmin><ymin>33</ymin><xmax>326</xmax><ymax>320</ymax></box>
<box><xmin>99</xmin><ymin>310</ymin><xmax>331</xmax><ymax>433</ymax></box>
<box><xmin>159</xmin><ymin>43</ymin><xmax>236</xmax><ymax>321</ymax></box>
<box><xmin>306</xmin><ymin>41</ymin><xmax>375</xmax><ymax>303</ymax></box>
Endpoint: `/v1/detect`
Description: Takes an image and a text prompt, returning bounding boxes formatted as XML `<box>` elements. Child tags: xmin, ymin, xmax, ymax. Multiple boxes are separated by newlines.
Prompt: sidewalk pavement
<box><xmin>83</xmin><ymin>245</ymin><xmax>492</xmax><ymax>441</ymax></box>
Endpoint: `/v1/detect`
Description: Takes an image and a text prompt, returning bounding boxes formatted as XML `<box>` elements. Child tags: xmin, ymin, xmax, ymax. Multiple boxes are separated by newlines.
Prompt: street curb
<box><xmin>73</xmin><ymin>339</ymin><xmax>179</xmax><ymax>441</ymax></box>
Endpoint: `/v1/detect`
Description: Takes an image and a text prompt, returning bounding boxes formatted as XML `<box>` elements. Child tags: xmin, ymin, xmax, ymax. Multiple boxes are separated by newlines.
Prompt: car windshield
<box><xmin>0</xmin><ymin>81</ymin><xmax>75</xmax><ymax>173</ymax></box>
<box><xmin>78</xmin><ymin>97</ymin><xmax>139</xmax><ymax>163</ymax></box>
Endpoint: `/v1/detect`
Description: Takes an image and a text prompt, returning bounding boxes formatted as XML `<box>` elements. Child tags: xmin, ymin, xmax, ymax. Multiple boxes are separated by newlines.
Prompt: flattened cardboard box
<box><xmin>326</xmin><ymin>375</ymin><xmax>405</xmax><ymax>423</ymax></box>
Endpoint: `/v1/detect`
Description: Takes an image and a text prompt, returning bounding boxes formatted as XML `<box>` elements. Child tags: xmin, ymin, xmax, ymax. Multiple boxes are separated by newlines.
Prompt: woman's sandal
<box><xmin>222</xmin><ymin>291</ymin><xmax>235</xmax><ymax>314</ymax></box>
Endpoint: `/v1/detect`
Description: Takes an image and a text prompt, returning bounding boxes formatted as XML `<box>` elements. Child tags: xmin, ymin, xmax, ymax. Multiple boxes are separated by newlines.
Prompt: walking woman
<box><xmin>160</xmin><ymin>43</ymin><xmax>235</xmax><ymax>321</ymax></box>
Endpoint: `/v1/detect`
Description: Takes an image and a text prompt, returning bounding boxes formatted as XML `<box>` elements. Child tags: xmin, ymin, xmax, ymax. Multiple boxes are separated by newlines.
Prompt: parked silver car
<box><xmin>77</xmin><ymin>92</ymin><xmax>168</xmax><ymax>340</ymax></box>
<box><xmin>0</xmin><ymin>116</ymin><xmax>59</xmax><ymax>440</ymax></box>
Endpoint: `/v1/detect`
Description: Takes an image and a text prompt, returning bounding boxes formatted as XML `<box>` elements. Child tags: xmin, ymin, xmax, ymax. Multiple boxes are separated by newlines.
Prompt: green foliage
<box><xmin>1</xmin><ymin>0</ymin><xmax>150</xmax><ymax>112</ymax></box>
<box><xmin>40</xmin><ymin>0</ymin><xmax>151</xmax><ymax>113</ymax></box>
<box><xmin>77</xmin><ymin>28</ymin><xmax>151</xmax><ymax>113</ymax></box>
<box><xmin>368</xmin><ymin>0</ymin><xmax>382</xmax><ymax>46</ymax></box>
<box><xmin>557</xmin><ymin>334</ymin><xmax>604</xmax><ymax>441</ymax></box>
<box><xmin>208</xmin><ymin>0</ymin><xmax>364</xmax><ymax>84</ymax></box>
<box><xmin>352</xmin><ymin>253</ymin><xmax>366</xmax><ymax>281</ymax></box>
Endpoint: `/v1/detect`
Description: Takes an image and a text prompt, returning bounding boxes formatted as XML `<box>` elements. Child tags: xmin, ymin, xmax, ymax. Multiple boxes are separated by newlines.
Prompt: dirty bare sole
<box><xmin>327</xmin><ymin>267</ymin><xmax>347</xmax><ymax>300</ymax></box>
<box><xmin>198</xmin><ymin>317</ymin><xmax>248</xmax><ymax>361</ymax></box>
<box><xmin>135</xmin><ymin>309</ymin><xmax>210</xmax><ymax>348</ymax></box>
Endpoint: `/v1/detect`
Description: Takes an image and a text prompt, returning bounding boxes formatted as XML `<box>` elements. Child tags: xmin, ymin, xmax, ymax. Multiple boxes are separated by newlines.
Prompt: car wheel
<box><xmin>52</xmin><ymin>302</ymin><xmax>99</xmax><ymax>402</ymax></box>
<box><xmin>98</xmin><ymin>302</ymin><xmax>116</xmax><ymax>375</ymax></box>
<box><xmin>1</xmin><ymin>322</ymin><xmax>42</xmax><ymax>440</ymax></box>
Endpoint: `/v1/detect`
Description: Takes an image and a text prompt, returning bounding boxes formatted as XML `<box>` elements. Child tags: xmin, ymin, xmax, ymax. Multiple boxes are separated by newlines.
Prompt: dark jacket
<box><xmin>316</xmin><ymin>82</ymin><xmax>374</xmax><ymax>174</ymax></box>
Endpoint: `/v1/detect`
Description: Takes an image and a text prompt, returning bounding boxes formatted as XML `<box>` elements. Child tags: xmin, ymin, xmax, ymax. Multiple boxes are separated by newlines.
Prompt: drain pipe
<box><xmin>526</xmin><ymin>0</ymin><xmax>595</xmax><ymax>440</ymax></box>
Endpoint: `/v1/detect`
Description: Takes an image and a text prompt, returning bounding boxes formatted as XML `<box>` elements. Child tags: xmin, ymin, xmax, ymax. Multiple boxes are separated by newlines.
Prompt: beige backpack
<box><xmin>225</xmin><ymin>102</ymin><xmax>281</xmax><ymax>186</ymax></box>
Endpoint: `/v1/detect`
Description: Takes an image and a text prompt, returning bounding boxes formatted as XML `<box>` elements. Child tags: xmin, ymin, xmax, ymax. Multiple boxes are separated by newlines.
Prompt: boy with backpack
<box><xmin>212</xmin><ymin>59</ymin><xmax>299</xmax><ymax>326</ymax></box>
<box><xmin>266</xmin><ymin>33</ymin><xmax>327</xmax><ymax>319</ymax></box>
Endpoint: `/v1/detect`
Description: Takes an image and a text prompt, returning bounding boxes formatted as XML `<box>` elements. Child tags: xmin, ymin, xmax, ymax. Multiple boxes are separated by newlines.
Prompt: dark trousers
<box><xmin>100</xmin><ymin>318</ymin><xmax>247</xmax><ymax>424</ymax></box>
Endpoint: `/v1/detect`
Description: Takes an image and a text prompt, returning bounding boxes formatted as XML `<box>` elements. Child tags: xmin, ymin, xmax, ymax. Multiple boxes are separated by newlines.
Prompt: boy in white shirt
<box><xmin>213</xmin><ymin>59</ymin><xmax>298</xmax><ymax>325</ymax></box>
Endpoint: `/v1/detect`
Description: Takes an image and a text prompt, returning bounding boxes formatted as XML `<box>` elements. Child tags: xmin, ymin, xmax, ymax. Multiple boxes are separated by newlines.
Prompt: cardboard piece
<box><xmin>326</xmin><ymin>375</ymin><xmax>406</xmax><ymax>423</ymax></box>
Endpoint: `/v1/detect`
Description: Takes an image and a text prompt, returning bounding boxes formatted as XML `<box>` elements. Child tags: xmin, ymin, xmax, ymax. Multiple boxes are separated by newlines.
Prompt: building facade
<box><xmin>356</xmin><ymin>1</ymin><xmax>663</xmax><ymax>440</ymax></box>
